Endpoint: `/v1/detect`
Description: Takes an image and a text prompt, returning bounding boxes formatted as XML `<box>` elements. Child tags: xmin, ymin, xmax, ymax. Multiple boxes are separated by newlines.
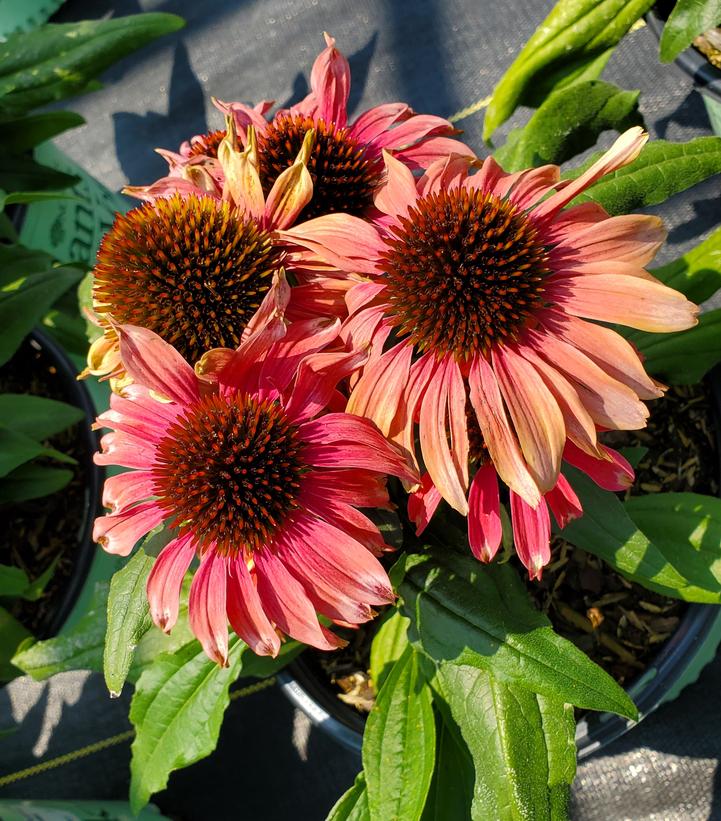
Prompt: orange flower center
<box><xmin>381</xmin><ymin>188</ymin><xmax>549</xmax><ymax>359</ymax></box>
<box><xmin>187</xmin><ymin>129</ymin><xmax>226</xmax><ymax>158</ymax></box>
<box><xmin>152</xmin><ymin>393</ymin><xmax>305</xmax><ymax>555</ymax></box>
<box><xmin>258</xmin><ymin>113</ymin><xmax>379</xmax><ymax>219</ymax></box>
<box><xmin>92</xmin><ymin>193</ymin><xmax>281</xmax><ymax>365</ymax></box>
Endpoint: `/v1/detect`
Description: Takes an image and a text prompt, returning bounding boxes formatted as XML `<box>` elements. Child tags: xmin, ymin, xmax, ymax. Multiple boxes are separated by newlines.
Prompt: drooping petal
<box><xmin>350</xmin><ymin>102</ymin><xmax>412</xmax><ymax>144</ymax></box>
<box><xmin>310</xmin><ymin>32</ymin><xmax>350</xmax><ymax>127</ymax></box>
<box><xmin>93</xmin><ymin>502</ymin><xmax>164</xmax><ymax>556</ymax></box>
<box><xmin>407</xmin><ymin>472</ymin><xmax>443</xmax><ymax>536</ymax></box>
<box><xmin>468</xmin><ymin>464</ymin><xmax>503</xmax><ymax>563</ymax></box>
<box><xmin>189</xmin><ymin>552</ymin><xmax>229</xmax><ymax>666</ymax></box>
<box><xmin>254</xmin><ymin>547</ymin><xmax>344</xmax><ymax>650</ymax></box>
<box><xmin>417</xmin><ymin>153</ymin><xmax>473</xmax><ymax>197</ymax></box>
<box><xmin>217</xmin><ymin>315</ymin><xmax>286</xmax><ymax>397</ymax></box>
<box><xmin>510</xmin><ymin>492</ymin><xmax>551</xmax><ymax>581</ymax></box>
<box><xmin>116</xmin><ymin>324</ymin><xmax>199</xmax><ymax>406</ymax></box>
<box><xmin>95</xmin><ymin>431</ymin><xmax>156</xmax><ymax>470</ymax></box>
<box><xmin>146</xmin><ymin>532</ymin><xmax>195</xmax><ymax>633</ymax></box>
<box><xmin>387</xmin><ymin>351</ymin><xmax>437</xmax><ymax>471</ymax></box>
<box><xmin>102</xmin><ymin>469</ymin><xmax>156</xmax><ymax>513</ymax></box>
<box><xmin>552</xmin><ymin>214</ymin><xmax>666</xmax><ymax>267</ymax></box>
<box><xmin>299</xmin><ymin>484</ymin><xmax>387</xmax><ymax>554</ymax></box>
<box><xmin>226</xmin><ymin>556</ymin><xmax>281</xmax><ymax>657</ymax></box>
<box><xmin>564</xmin><ymin>441</ymin><xmax>635</xmax><ymax>491</ymax></box>
<box><xmin>545</xmin><ymin>474</ymin><xmax>583</xmax><ymax>529</ymax></box>
<box><xmin>374</xmin><ymin>150</ymin><xmax>418</xmax><ymax>219</ymax></box>
<box><xmin>506</xmin><ymin>165</ymin><xmax>560</xmax><ymax>210</ymax></box>
<box><xmin>393</xmin><ymin>136</ymin><xmax>475</xmax><ymax>171</ymax></box>
<box><xmin>301</xmin><ymin>468</ymin><xmax>391</xmax><ymax>510</ymax></box>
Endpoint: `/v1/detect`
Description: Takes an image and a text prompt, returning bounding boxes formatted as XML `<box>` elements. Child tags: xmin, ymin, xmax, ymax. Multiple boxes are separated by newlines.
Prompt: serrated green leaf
<box><xmin>363</xmin><ymin>646</ymin><xmax>436</xmax><ymax>821</ymax></box>
<box><xmin>104</xmin><ymin>549</ymin><xmax>155</xmax><ymax>697</ymax></box>
<box><xmin>0</xmin><ymin>264</ymin><xmax>82</xmax><ymax>365</ymax></box>
<box><xmin>399</xmin><ymin>549</ymin><xmax>636</xmax><ymax>718</ymax></box>
<box><xmin>627</xmin><ymin>309</ymin><xmax>721</xmax><ymax>385</ymax></box>
<box><xmin>0</xmin><ymin>565</ymin><xmax>30</xmax><ymax>597</ymax></box>
<box><xmin>0</xmin><ymin>14</ymin><xmax>185</xmax><ymax>114</ymax></box>
<box><xmin>0</xmin><ymin>393</ymin><xmax>83</xmax><ymax>440</ymax></box>
<box><xmin>495</xmin><ymin>81</ymin><xmax>642</xmax><ymax>172</ymax></box>
<box><xmin>0</xmin><ymin>606</ymin><xmax>32</xmax><ymax>681</ymax></box>
<box><xmin>129</xmin><ymin>637</ymin><xmax>244</xmax><ymax>814</ymax></box>
<box><xmin>0</xmin><ymin>111</ymin><xmax>86</xmax><ymax>153</ymax></box>
<box><xmin>370</xmin><ymin>607</ymin><xmax>410</xmax><ymax>691</ymax></box>
<box><xmin>659</xmin><ymin>0</ymin><xmax>721</xmax><ymax>62</ymax></box>
<box><xmin>433</xmin><ymin>665</ymin><xmax>575</xmax><ymax>821</ymax></box>
<box><xmin>327</xmin><ymin>773</ymin><xmax>371</xmax><ymax>821</ymax></box>
<box><xmin>483</xmin><ymin>0</ymin><xmax>653</xmax><ymax>139</ymax></box>
<box><xmin>0</xmin><ymin>463</ymin><xmax>73</xmax><ymax>503</ymax></box>
<box><xmin>565</xmin><ymin>137</ymin><xmax>721</xmax><ymax>215</ymax></box>
<box><xmin>563</xmin><ymin>467</ymin><xmax>721</xmax><ymax>602</ymax></box>
<box><xmin>649</xmin><ymin>226</ymin><xmax>721</xmax><ymax>303</ymax></box>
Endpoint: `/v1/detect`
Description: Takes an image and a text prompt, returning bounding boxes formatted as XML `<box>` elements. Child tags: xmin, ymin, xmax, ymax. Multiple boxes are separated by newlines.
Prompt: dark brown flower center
<box><xmin>466</xmin><ymin>397</ymin><xmax>489</xmax><ymax>465</ymax></box>
<box><xmin>153</xmin><ymin>393</ymin><xmax>305</xmax><ymax>555</ymax></box>
<box><xmin>380</xmin><ymin>188</ymin><xmax>549</xmax><ymax>359</ymax></box>
<box><xmin>93</xmin><ymin>193</ymin><xmax>281</xmax><ymax>365</ymax></box>
<box><xmin>187</xmin><ymin>129</ymin><xmax>226</xmax><ymax>158</ymax></box>
<box><xmin>257</xmin><ymin>113</ymin><xmax>379</xmax><ymax>220</ymax></box>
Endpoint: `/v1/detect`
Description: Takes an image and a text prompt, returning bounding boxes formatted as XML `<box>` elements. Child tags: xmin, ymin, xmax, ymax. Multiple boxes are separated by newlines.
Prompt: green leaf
<box><xmin>649</xmin><ymin>226</ymin><xmax>721</xmax><ymax>303</ymax></box>
<box><xmin>421</xmin><ymin>713</ymin><xmax>475</xmax><ymax>821</ymax></box>
<box><xmin>327</xmin><ymin>773</ymin><xmax>371</xmax><ymax>821</ymax></box>
<box><xmin>0</xmin><ymin>606</ymin><xmax>32</xmax><ymax>681</ymax></box>
<box><xmin>0</xmin><ymin>463</ymin><xmax>72</xmax><ymax>503</ymax></box>
<box><xmin>129</xmin><ymin>637</ymin><xmax>244</xmax><ymax>814</ymax></box>
<box><xmin>562</xmin><ymin>468</ymin><xmax>721</xmax><ymax>602</ymax></box>
<box><xmin>625</xmin><ymin>492</ymin><xmax>721</xmax><ymax>597</ymax></box>
<box><xmin>238</xmin><ymin>638</ymin><xmax>304</xmax><ymax>679</ymax></box>
<box><xmin>398</xmin><ymin>549</ymin><xmax>636</xmax><ymax>718</ymax></box>
<box><xmin>495</xmin><ymin>80</ymin><xmax>642</xmax><ymax>172</ymax></box>
<box><xmin>0</xmin><ymin>111</ymin><xmax>86</xmax><ymax>153</ymax></box>
<box><xmin>565</xmin><ymin>137</ymin><xmax>721</xmax><ymax>215</ymax></box>
<box><xmin>0</xmin><ymin>264</ymin><xmax>83</xmax><ymax>365</ymax></box>
<box><xmin>0</xmin><ymin>154</ymin><xmax>78</xmax><ymax>194</ymax></box>
<box><xmin>21</xmin><ymin>554</ymin><xmax>61</xmax><ymax>601</ymax></box>
<box><xmin>3</xmin><ymin>191</ymin><xmax>82</xmax><ymax>206</ymax></box>
<box><xmin>370</xmin><ymin>607</ymin><xmax>410</xmax><ymax>692</ymax></box>
<box><xmin>0</xmin><ymin>565</ymin><xmax>30</xmax><ymax>597</ymax></box>
<box><xmin>433</xmin><ymin>664</ymin><xmax>575</xmax><ymax>820</ymax></box>
<box><xmin>363</xmin><ymin>646</ymin><xmax>436</xmax><ymax>821</ymax></box>
<box><xmin>0</xmin><ymin>14</ymin><xmax>186</xmax><ymax>114</ymax></box>
<box><xmin>104</xmin><ymin>549</ymin><xmax>155</xmax><ymax>697</ymax></box>
<box><xmin>659</xmin><ymin>0</ymin><xmax>721</xmax><ymax>62</ymax></box>
<box><xmin>0</xmin><ymin>427</ymin><xmax>42</xmax><ymax>476</ymax></box>
<box><xmin>628</xmin><ymin>309</ymin><xmax>721</xmax><ymax>385</ymax></box>
<box><xmin>0</xmin><ymin>393</ymin><xmax>83</xmax><ymax>440</ymax></box>
<box><xmin>483</xmin><ymin>0</ymin><xmax>654</xmax><ymax>139</ymax></box>
<box><xmin>0</xmin><ymin>244</ymin><xmax>53</xmax><ymax>283</ymax></box>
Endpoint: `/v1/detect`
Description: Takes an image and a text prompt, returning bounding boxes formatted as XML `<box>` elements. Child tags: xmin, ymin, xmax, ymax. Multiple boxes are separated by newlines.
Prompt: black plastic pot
<box><xmin>4</xmin><ymin>329</ymin><xmax>103</xmax><ymax>639</ymax></box>
<box><xmin>280</xmin><ymin>372</ymin><xmax>721</xmax><ymax>757</ymax></box>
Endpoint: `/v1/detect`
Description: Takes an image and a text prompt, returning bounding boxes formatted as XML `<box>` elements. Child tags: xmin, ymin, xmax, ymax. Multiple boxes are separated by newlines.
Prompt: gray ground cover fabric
<box><xmin>1</xmin><ymin>0</ymin><xmax>720</xmax><ymax>818</ymax></box>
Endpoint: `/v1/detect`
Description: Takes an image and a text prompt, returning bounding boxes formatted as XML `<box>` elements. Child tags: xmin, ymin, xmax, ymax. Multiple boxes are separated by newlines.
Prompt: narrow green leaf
<box><xmin>129</xmin><ymin>637</ymin><xmax>244</xmax><ymax>814</ymax></box>
<box><xmin>0</xmin><ymin>111</ymin><xmax>86</xmax><ymax>153</ymax></box>
<box><xmin>649</xmin><ymin>226</ymin><xmax>721</xmax><ymax>303</ymax></box>
<box><xmin>0</xmin><ymin>463</ymin><xmax>73</xmax><ymax>503</ymax></box>
<box><xmin>0</xmin><ymin>427</ymin><xmax>43</xmax><ymax>476</ymax></box>
<box><xmin>0</xmin><ymin>565</ymin><xmax>30</xmax><ymax>597</ymax></box>
<box><xmin>563</xmin><ymin>468</ymin><xmax>721</xmax><ymax>602</ymax></box>
<box><xmin>369</xmin><ymin>607</ymin><xmax>410</xmax><ymax>691</ymax></box>
<box><xmin>659</xmin><ymin>0</ymin><xmax>721</xmax><ymax>62</ymax></box>
<box><xmin>421</xmin><ymin>713</ymin><xmax>475</xmax><ymax>821</ymax></box>
<box><xmin>0</xmin><ymin>154</ymin><xmax>78</xmax><ymax>194</ymax></box>
<box><xmin>483</xmin><ymin>0</ymin><xmax>653</xmax><ymax>139</ymax></box>
<box><xmin>21</xmin><ymin>554</ymin><xmax>61</xmax><ymax>601</ymax></box>
<box><xmin>0</xmin><ymin>244</ymin><xmax>53</xmax><ymax>284</ymax></box>
<box><xmin>0</xmin><ymin>265</ymin><xmax>83</xmax><ymax>365</ymax></box>
<box><xmin>434</xmin><ymin>664</ymin><xmax>575</xmax><ymax>821</ymax></box>
<box><xmin>495</xmin><ymin>81</ymin><xmax>642</xmax><ymax>172</ymax></box>
<box><xmin>363</xmin><ymin>646</ymin><xmax>436</xmax><ymax>821</ymax></box>
<box><xmin>399</xmin><ymin>549</ymin><xmax>636</xmax><ymax>718</ymax></box>
<box><xmin>566</xmin><ymin>137</ymin><xmax>721</xmax><ymax>215</ymax></box>
<box><xmin>3</xmin><ymin>191</ymin><xmax>82</xmax><ymax>206</ymax></box>
<box><xmin>0</xmin><ymin>393</ymin><xmax>83</xmax><ymax>440</ymax></box>
<box><xmin>0</xmin><ymin>606</ymin><xmax>32</xmax><ymax>681</ymax></box>
<box><xmin>0</xmin><ymin>14</ymin><xmax>186</xmax><ymax>113</ymax></box>
<box><xmin>104</xmin><ymin>549</ymin><xmax>155</xmax><ymax>697</ymax></box>
<box><xmin>327</xmin><ymin>773</ymin><xmax>371</xmax><ymax>821</ymax></box>
<box><xmin>238</xmin><ymin>639</ymin><xmax>304</xmax><ymax>679</ymax></box>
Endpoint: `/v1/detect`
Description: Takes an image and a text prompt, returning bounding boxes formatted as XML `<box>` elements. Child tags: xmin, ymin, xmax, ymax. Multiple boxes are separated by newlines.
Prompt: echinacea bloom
<box><xmin>158</xmin><ymin>33</ymin><xmax>469</xmax><ymax>222</ymax></box>
<box><xmin>83</xmin><ymin>123</ymin><xmax>376</xmax><ymax>389</ymax></box>
<box><xmin>287</xmin><ymin>127</ymin><xmax>697</xmax><ymax>548</ymax></box>
<box><xmin>93</xmin><ymin>316</ymin><xmax>417</xmax><ymax>665</ymax></box>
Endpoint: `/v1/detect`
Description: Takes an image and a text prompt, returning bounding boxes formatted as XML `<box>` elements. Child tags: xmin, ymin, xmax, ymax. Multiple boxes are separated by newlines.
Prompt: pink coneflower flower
<box><xmin>158</xmin><ymin>33</ymin><xmax>469</xmax><ymax>222</ymax></box>
<box><xmin>92</xmin><ymin>316</ymin><xmax>417</xmax><ymax>665</ymax></box>
<box><xmin>283</xmin><ymin>127</ymin><xmax>698</xmax><ymax>530</ymax></box>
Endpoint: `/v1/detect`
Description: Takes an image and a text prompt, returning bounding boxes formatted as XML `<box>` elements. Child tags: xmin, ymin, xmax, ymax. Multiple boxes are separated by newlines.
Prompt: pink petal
<box><xmin>393</xmin><ymin>136</ymin><xmax>475</xmax><ymax>171</ymax></box>
<box><xmin>552</xmin><ymin>274</ymin><xmax>699</xmax><ymax>333</ymax></box>
<box><xmin>466</xmin><ymin>155</ymin><xmax>506</xmax><ymax>195</ymax></box>
<box><xmin>407</xmin><ymin>472</ymin><xmax>443</xmax><ymax>536</ymax></box>
<box><xmin>492</xmin><ymin>346</ymin><xmax>565</xmax><ymax>493</ymax></box>
<box><xmin>226</xmin><ymin>557</ymin><xmax>281</xmax><ymax>657</ymax></box>
<box><xmin>546</xmin><ymin>474</ymin><xmax>583</xmax><ymax>528</ymax></box>
<box><xmin>542</xmin><ymin>201</ymin><xmax>608</xmax><ymax>244</ymax></box>
<box><xmin>146</xmin><ymin>533</ymin><xmax>195</xmax><ymax>632</ymax></box>
<box><xmin>564</xmin><ymin>441</ymin><xmax>634</xmax><ymax>491</ymax></box>
<box><xmin>372</xmin><ymin>114</ymin><xmax>459</xmax><ymax>151</ymax></box>
<box><xmin>189</xmin><ymin>552</ymin><xmax>229</xmax><ymax>666</ymax></box>
<box><xmin>374</xmin><ymin>150</ymin><xmax>418</xmax><ymax>219</ymax></box>
<box><xmin>254</xmin><ymin>547</ymin><xmax>343</xmax><ymax>650</ymax></box>
<box><xmin>102</xmin><ymin>469</ymin><xmax>156</xmax><ymax>513</ymax></box>
<box><xmin>468</xmin><ymin>355</ymin><xmax>540</xmax><ymax>507</ymax></box>
<box><xmin>417</xmin><ymin>153</ymin><xmax>473</xmax><ymax>197</ymax></box>
<box><xmin>117</xmin><ymin>324</ymin><xmax>199</xmax><ymax>405</ymax></box>
<box><xmin>218</xmin><ymin>315</ymin><xmax>286</xmax><ymax>397</ymax></box>
<box><xmin>123</xmin><ymin>177</ymin><xmax>211</xmax><ymax>204</ymax></box>
<box><xmin>93</xmin><ymin>502</ymin><xmax>164</xmax><ymax>556</ymax></box>
<box><xmin>447</xmin><ymin>357</ymin><xmax>470</xmax><ymax>493</ymax></box>
<box><xmin>468</xmin><ymin>465</ymin><xmax>503</xmax><ymax>563</ymax></box>
<box><xmin>263</xmin><ymin>138</ymin><xmax>314</xmax><ymax>229</ymax></box>
<box><xmin>419</xmin><ymin>356</ymin><xmax>469</xmax><ymax>514</ymax></box>
<box><xmin>552</xmin><ymin>214</ymin><xmax>666</xmax><ymax>266</ymax></box>
<box><xmin>507</xmin><ymin>165</ymin><xmax>560</xmax><ymax>210</ymax></box>
<box><xmin>350</xmin><ymin>103</ymin><xmax>412</xmax><ymax>145</ymax></box>
<box><xmin>510</xmin><ymin>493</ymin><xmax>551</xmax><ymax>581</ymax></box>
<box><xmin>301</xmin><ymin>468</ymin><xmax>391</xmax><ymax>510</ymax></box>
<box><xmin>95</xmin><ymin>431</ymin><xmax>156</xmax><ymax>470</ymax></box>
<box><xmin>310</xmin><ymin>32</ymin><xmax>350</xmax><ymax>127</ymax></box>
<box><xmin>386</xmin><ymin>351</ymin><xmax>437</xmax><ymax>470</ymax></box>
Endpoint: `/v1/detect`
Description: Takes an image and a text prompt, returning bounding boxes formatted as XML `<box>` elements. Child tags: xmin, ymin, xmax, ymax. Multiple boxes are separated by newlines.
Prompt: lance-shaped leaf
<box><xmin>327</xmin><ymin>773</ymin><xmax>371</xmax><ymax>821</ymax></box>
<box><xmin>421</xmin><ymin>711</ymin><xmax>475</xmax><ymax>821</ymax></box>
<box><xmin>369</xmin><ymin>607</ymin><xmax>410</xmax><ymax>691</ymax></box>
<box><xmin>0</xmin><ymin>111</ymin><xmax>86</xmax><ymax>153</ymax></box>
<box><xmin>433</xmin><ymin>664</ymin><xmax>576</xmax><ymax>820</ymax></box>
<box><xmin>0</xmin><ymin>394</ymin><xmax>83</xmax><ymax>440</ymax></box>
<box><xmin>495</xmin><ymin>80</ymin><xmax>642</xmax><ymax>172</ymax></box>
<box><xmin>398</xmin><ymin>550</ymin><xmax>636</xmax><ymax>718</ymax></box>
<box><xmin>659</xmin><ymin>0</ymin><xmax>721</xmax><ymax>62</ymax></box>
<box><xmin>363</xmin><ymin>646</ymin><xmax>436</xmax><ymax>821</ymax></box>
